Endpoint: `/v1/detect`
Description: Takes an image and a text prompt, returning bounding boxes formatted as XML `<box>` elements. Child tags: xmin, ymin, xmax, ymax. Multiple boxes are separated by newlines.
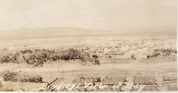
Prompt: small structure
<box><xmin>102</xmin><ymin>73</ymin><xmax>126</xmax><ymax>86</ymax></box>
<box><xmin>73</xmin><ymin>74</ymin><xmax>94</xmax><ymax>85</ymax></box>
<box><xmin>133</xmin><ymin>75</ymin><xmax>156</xmax><ymax>85</ymax></box>
<box><xmin>163</xmin><ymin>72</ymin><xmax>177</xmax><ymax>81</ymax></box>
<box><xmin>72</xmin><ymin>74</ymin><xmax>105</xmax><ymax>86</ymax></box>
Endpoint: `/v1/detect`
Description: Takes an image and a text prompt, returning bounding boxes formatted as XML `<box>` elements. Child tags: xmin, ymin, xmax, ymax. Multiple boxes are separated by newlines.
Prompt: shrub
<box><xmin>0</xmin><ymin>70</ymin><xmax>19</xmax><ymax>82</ymax></box>
<box><xmin>131</xmin><ymin>54</ymin><xmax>134</xmax><ymax>59</ymax></box>
<box><xmin>92</xmin><ymin>54</ymin><xmax>98</xmax><ymax>59</ymax></box>
<box><xmin>0</xmin><ymin>56</ymin><xmax>12</xmax><ymax>63</ymax></box>
<box><xmin>19</xmin><ymin>75</ymin><xmax>43</xmax><ymax>83</ymax></box>
<box><xmin>81</xmin><ymin>56</ymin><xmax>88</xmax><ymax>62</ymax></box>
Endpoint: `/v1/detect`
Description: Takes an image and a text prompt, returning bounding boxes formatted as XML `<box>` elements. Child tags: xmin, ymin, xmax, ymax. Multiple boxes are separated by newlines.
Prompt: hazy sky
<box><xmin>0</xmin><ymin>0</ymin><xmax>176</xmax><ymax>31</ymax></box>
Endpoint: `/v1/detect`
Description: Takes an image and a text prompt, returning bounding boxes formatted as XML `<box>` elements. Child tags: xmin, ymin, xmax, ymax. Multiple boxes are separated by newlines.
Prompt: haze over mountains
<box><xmin>0</xmin><ymin>0</ymin><xmax>176</xmax><ymax>40</ymax></box>
<box><xmin>0</xmin><ymin>27</ymin><xmax>176</xmax><ymax>40</ymax></box>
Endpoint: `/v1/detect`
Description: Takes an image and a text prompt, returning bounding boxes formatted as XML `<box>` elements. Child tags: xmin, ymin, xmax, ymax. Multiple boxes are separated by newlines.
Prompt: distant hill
<box><xmin>0</xmin><ymin>27</ymin><xmax>176</xmax><ymax>40</ymax></box>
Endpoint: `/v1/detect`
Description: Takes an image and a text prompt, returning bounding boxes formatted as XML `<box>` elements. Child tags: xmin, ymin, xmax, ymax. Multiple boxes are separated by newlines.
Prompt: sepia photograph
<box><xmin>0</xmin><ymin>0</ymin><xmax>177</xmax><ymax>92</ymax></box>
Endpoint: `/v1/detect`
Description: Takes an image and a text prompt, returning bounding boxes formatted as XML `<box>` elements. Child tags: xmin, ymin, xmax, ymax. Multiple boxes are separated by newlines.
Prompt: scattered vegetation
<box><xmin>0</xmin><ymin>48</ymin><xmax>100</xmax><ymax>67</ymax></box>
<box><xmin>0</xmin><ymin>70</ymin><xmax>43</xmax><ymax>83</ymax></box>
<box><xmin>0</xmin><ymin>70</ymin><xmax>19</xmax><ymax>82</ymax></box>
<box><xmin>147</xmin><ymin>48</ymin><xmax>177</xmax><ymax>59</ymax></box>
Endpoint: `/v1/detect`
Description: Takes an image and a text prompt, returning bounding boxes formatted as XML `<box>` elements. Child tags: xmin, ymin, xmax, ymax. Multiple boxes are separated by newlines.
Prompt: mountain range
<box><xmin>0</xmin><ymin>27</ymin><xmax>176</xmax><ymax>40</ymax></box>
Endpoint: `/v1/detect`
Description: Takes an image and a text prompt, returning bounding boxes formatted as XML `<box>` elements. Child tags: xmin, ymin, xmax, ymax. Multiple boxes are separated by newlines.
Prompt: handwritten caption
<box><xmin>37</xmin><ymin>82</ymin><xmax>145</xmax><ymax>91</ymax></box>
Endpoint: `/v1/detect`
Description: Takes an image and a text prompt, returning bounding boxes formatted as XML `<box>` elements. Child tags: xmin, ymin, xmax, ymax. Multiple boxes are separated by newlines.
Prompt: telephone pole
<box><xmin>58</xmin><ymin>60</ymin><xmax>59</xmax><ymax>72</ymax></box>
